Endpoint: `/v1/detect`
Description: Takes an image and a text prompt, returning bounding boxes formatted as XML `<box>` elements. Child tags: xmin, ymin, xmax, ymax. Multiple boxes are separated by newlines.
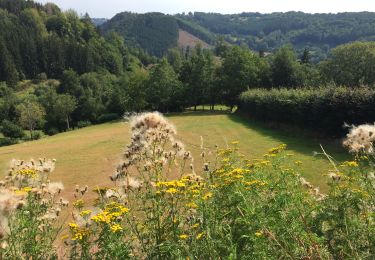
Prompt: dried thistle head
<box><xmin>343</xmin><ymin>124</ymin><xmax>375</xmax><ymax>154</ymax></box>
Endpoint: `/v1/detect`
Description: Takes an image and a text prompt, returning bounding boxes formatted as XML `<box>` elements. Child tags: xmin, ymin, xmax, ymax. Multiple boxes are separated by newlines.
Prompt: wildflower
<box><xmin>294</xmin><ymin>161</ymin><xmax>302</xmax><ymax>166</ymax></box>
<box><xmin>166</xmin><ymin>188</ymin><xmax>178</xmax><ymax>194</ymax></box>
<box><xmin>110</xmin><ymin>224</ymin><xmax>123</xmax><ymax>233</ymax></box>
<box><xmin>186</xmin><ymin>202</ymin><xmax>198</xmax><ymax>209</ymax></box>
<box><xmin>255</xmin><ymin>231</ymin><xmax>262</xmax><ymax>237</ymax></box>
<box><xmin>60</xmin><ymin>234</ymin><xmax>69</xmax><ymax>241</ymax></box>
<box><xmin>69</xmin><ymin>223</ymin><xmax>79</xmax><ymax>229</ymax></box>
<box><xmin>123</xmin><ymin>176</ymin><xmax>142</xmax><ymax>190</ymax></box>
<box><xmin>46</xmin><ymin>182</ymin><xmax>64</xmax><ymax>194</ymax></box>
<box><xmin>196</xmin><ymin>232</ymin><xmax>204</xmax><ymax>240</ymax></box>
<box><xmin>341</xmin><ymin>161</ymin><xmax>359</xmax><ymax>167</ymax></box>
<box><xmin>73</xmin><ymin>199</ymin><xmax>84</xmax><ymax>209</ymax></box>
<box><xmin>179</xmin><ymin>234</ymin><xmax>189</xmax><ymax>240</ymax></box>
<box><xmin>79</xmin><ymin>210</ymin><xmax>92</xmax><ymax>217</ymax></box>
<box><xmin>343</xmin><ymin>124</ymin><xmax>375</xmax><ymax>154</ymax></box>
<box><xmin>328</xmin><ymin>171</ymin><xmax>341</xmax><ymax>182</ymax></box>
<box><xmin>202</xmin><ymin>192</ymin><xmax>213</xmax><ymax>200</ymax></box>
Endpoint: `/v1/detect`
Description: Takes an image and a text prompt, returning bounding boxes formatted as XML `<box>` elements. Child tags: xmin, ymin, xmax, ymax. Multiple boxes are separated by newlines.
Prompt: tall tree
<box><xmin>220</xmin><ymin>46</ymin><xmax>261</xmax><ymax>110</ymax></box>
<box><xmin>54</xmin><ymin>94</ymin><xmax>77</xmax><ymax>130</ymax></box>
<box><xmin>271</xmin><ymin>45</ymin><xmax>300</xmax><ymax>87</ymax></box>
<box><xmin>16</xmin><ymin>100</ymin><xmax>45</xmax><ymax>139</ymax></box>
<box><xmin>146</xmin><ymin>59</ymin><xmax>183</xmax><ymax>112</ymax></box>
<box><xmin>320</xmin><ymin>42</ymin><xmax>375</xmax><ymax>87</ymax></box>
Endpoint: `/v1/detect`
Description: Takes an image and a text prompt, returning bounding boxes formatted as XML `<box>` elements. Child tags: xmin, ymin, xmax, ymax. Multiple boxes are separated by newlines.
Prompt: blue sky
<box><xmin>36</xmin><ymin>0</ymin><xmax>375</xmax><ymax>18</ymax></box>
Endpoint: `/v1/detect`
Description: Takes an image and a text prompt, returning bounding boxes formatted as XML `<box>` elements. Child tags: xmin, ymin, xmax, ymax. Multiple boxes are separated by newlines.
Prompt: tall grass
<box><xmin>0</xmin><ymin>112</ymin><xmax>374</xmax><ymax>259</ymax></box>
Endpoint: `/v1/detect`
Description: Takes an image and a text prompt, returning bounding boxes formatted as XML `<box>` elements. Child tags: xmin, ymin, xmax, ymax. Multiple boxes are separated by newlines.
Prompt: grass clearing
<box><xmin>0</xmin><ymin>112</ymin><xmax>348</xmax><ymax>199</ymax></box>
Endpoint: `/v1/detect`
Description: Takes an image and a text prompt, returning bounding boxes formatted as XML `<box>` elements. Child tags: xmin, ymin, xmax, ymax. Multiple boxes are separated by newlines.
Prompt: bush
<box><xmin>97</xmin><ymin>113</ymin><xmax>120</xmax><ymax>123</ymax></box>
<box><xmin>77</xmin><ymin>121</ymin><xmax>92</xmax><ymax>128</ymax></box>
<box><xmin>238</xmin><ymin>86</ymin><xmax>375</xmax><ymax>136</ymax></box>
<box><xmin>45</xmin><ymin>128</ymin><xmax>59</xmax><ymax>136</ymax></box>
<box><xmin>1</xmin><ymin>120</ymin><xmax>24</xmax><ymax>139</ymax></box>
<box><xmin>0</xmin><ymin>137</ymin><xmax>18</xmax><ymax>146</ymax></box>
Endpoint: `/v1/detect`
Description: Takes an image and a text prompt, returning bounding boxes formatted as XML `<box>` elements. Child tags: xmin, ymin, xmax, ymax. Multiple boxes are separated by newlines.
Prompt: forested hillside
<box><xmin>177</xmin><ymin>12</ymin><xmax>375</xmax><ymax>62</ymax></box>
<box><xmin>0</xmin><ymin>0</ymin><xmax>130</xmax><ymax>86</ymax></box>
<box><xmin>101</xmin><ymin>11</ymin><xmax>375</xmax><ymax>60</ymax></box>
<box><xmin>100</xmin><ymin>12</ymin><xmax>179</xmax><ymax>57</ymax></box>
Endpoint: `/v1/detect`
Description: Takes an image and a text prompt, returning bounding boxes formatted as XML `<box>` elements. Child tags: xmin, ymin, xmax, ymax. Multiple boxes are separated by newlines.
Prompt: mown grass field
<box><xmin>0</xmin><ymin>112</ymin><xmax>348</xmax><ymax>199</ymax></box>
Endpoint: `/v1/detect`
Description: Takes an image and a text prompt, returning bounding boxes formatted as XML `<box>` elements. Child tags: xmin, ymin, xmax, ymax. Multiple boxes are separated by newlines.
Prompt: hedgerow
<box><xmin>238</xmin><ymin>86</ymin><xmax>375</xmax><ymax>136</ymax></box>
<box><xmin>0</xmin><ymin>112</ymin><xmax>374</xmax><ymax>259</ymax></box>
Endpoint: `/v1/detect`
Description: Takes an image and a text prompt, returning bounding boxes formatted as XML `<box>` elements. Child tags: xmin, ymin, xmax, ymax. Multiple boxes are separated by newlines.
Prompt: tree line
<box><xmin>1</xmin><ymin>0</ymin><xmax>375</xmax><ymax>144</ymax></box>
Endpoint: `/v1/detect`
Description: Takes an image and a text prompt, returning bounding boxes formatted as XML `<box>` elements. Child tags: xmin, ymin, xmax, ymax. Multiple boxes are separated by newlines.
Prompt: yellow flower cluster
<box><xmin>73</xmin><ymin>199</ymin><xmax>84</xmax><ymax>208</ymax></box>
<box><xmin>267</xmin><ymin>144</ymin><xmax>287</xmax><ymax>154</ymax></box>
<box><xmin>341</xmin><ymin>161</ymin><xmax>359</xmax><ymax>167</ymax></box>
<box><xmin>17</xmin><ymin>169</ymin><xmax>37</xmax><ymax>177</ymax></box>
<box><xmin>14</xmin><ymin>187</ymin><xmax>33</xmax><ymax>195</ymax></box>
<box><xmin>243</xmin><ymin>180</ymin><xmax>267</xmax><ymax>187</ymax></box>
<box><xmin>68</xmin><ymin>223</ymin><xmax>89</xmax><ymax>241</ymax></box>
<box><xmin>79</xmin><ymin>210</ymin><xmax>92</xmax><ymax>217</ymax></box>
<box><xmin>213</xmin><ymin>167</ymin><xmax>252</xmax><ymax>186</ymax></box>
<box><xmin>91</xmin><ymin>202</ymin><xmax>129</xmax><ymax>224</ymax></box>
<box><xmin>156</xmin><ymin>176</ymin><xmax>205</xmax><ymax>197</ymax></box>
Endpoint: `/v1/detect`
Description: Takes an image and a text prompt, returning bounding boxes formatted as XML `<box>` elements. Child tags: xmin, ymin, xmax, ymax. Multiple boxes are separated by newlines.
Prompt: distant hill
<box><xmin>100</xmin><ymin>12</ymin><xmax>179</xmax><ymax>57</ymax></box>
<box><xmin>91</xmin><ymin>18</ymin><xmax>107</xmax><ymax>26</ymax></box>
<box><xmin>101</xmin><ymin>11</ymin><xmax>375</xmax><ymax>61</ymax></box>
<box><xmin>177</xmin><ymin>12</ymin><xmax>375</xmax><ymax>62</ymax></box>
<box><xmin>178</xmin><ymin>29</ymin><xmax>210</xmax><ymax>49</ymax></box>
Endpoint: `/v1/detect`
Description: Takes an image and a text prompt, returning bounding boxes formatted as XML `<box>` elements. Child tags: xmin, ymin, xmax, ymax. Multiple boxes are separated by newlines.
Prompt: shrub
<box><xmin>76</xmin><ymin>121</ymin><xmax>92</xmax><ymax>129</ymax></box>
<box><xmin>0</xmin><ymin>137</ymin><xmax>18</xmax><ymax>147</ymax></box>
<box><xmin>45</xmin><ymin>127</ymin><xmax>59</xmax><ymax>136</ymax></box>
<box><xmin>97</xmin><ymin>113</ymin><xmax>120</xmax><ymax>123</ymax></box>
<box><xmin>1</xmin><ymin>120</ymin><xmax>24</xmax><ymax>139</ymax></box>
<box><xmin>238</xmin><ymin>86</ymin><xmax>375</xmax><ymax>136</ymax></box>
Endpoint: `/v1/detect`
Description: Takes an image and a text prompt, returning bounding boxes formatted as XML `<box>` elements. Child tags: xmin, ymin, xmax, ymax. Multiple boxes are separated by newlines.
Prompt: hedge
<box><xmin>238</xmin><ymin>86</ymin><xmax>375</xmax><ymax>137</ymax></box>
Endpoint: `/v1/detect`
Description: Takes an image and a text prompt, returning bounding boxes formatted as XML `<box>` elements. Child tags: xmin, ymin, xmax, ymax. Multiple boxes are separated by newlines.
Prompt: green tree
<box><xmin>146</xmin><ymin>59</ymin><xmax>183</xmax><ymax>112</ymax></box>
<box><xmin>166</xmin><ymin>47</ymin><xmax>183</xmax><ymax>73</ymax></box>
<box><xmin>301</xmin><ymin>48</ymin><xmax>311</xmax><ymax>64</ymax></box>
<box><xmin>54</xmin><ymin>94</ymin><xmax>77</xmax><ymax>130</ymax></box>
<box><xmin>1</xmin><ymin>119</ymin><xmax>24</xmax><ymax>139</ymax></box>
<box><xmin>16</xmin><ymin>100</ymin><xmax>45</xmax><ymax>139</ymax></box>
<box><xmin>271</xmin><ymin>45</ymin><xmax>300</xmax><ymax>87</ymax></box>
<box><xmin>219</xmin><ymin>45</ymin><xmax>261</xmax><ymax>109</ymax></box>
<box><xmin>320</xmin><ymin>42</ymin><xmax>375</xmax><ymax>87</ymax></box>
<box><xmin>180</xmin><ymin>45</ymin><xmax>215</xmax><ymax>111</ymax></box>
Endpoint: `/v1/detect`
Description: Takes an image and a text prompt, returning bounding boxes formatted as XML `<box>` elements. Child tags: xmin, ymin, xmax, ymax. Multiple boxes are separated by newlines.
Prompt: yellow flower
<box><xmin>80</xmin><ymin>210</ymin><xmax>92</xmax><ymax>217</ymax></box>
<box><xmin>166</xmin><ymin>188</ymin><xmax>178</xmax><ymax>194</ymax></box>
<box><xmin>231</xmin><ymin>141</ymin><xmax>239</xmax><ymax>145</ymax></box>
<box><xmin>255</xmin><ymin>231</ymin><xmax>262</xmax><ymax>237</ymax></box>
<box><xmin>110</xmin><ymin>224</ymin><xmax>123</xmax><ymax>233</ymax></box>
<box><xmin>73</xmin><ymin>199</ymin><xmax>84</xmax><ymax>208</ymax></box>
<box><xmin>186</xmin><ymin>202</ymin><xmax>198</xmax><ymax>209</ymax></box>
<box><xmin>69</xmin><ymin>223</ymin><xmax>79</xmax><ymax>229</ymax></box>
<box><xmin>202</xmin><ymin>192</ymin><xmax>213</xmax><ymax>200</ymax></box>
<box><xmin>179</xmin><ymin>234</ymin><xmax>189</xmax><ymax>240</ymax></box>
<box><xmin>192</xmin><ymin>223</ymin><xmax>200</xmax><ymax>228</ymax></box>
<box><xmin>60</xmin><ymin>234</ymin><xmax>69</xmax><ymax>240</ymax></box>
<box><xmin>294</xmin><ymin>161</ymin><xmax>302</xmax><ymax>166</ymax></box>
<box><xmin>196</xmin><ymin>232</ymin><xmax>204</xmax><ymax>240</ymax></box>
<box><xmin>17</xmin><ymin>169</ymin><xmax>37</xmax><ymax>177</ymax></box>
<box><xmin>341</xmin><ymin>161</ymin><xmax>359</xmax><ymax>167</ymax></box>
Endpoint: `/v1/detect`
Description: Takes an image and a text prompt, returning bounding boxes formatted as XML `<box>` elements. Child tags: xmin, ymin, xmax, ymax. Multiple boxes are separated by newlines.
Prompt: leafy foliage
<box><xmin>239</xmin><ymin>86</ymin><xmax>375</xmax><ymax>136</ymax></box>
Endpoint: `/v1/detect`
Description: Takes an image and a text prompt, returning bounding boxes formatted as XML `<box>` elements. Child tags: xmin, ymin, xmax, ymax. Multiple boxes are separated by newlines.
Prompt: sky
<box><xmin>36</xmin><ymin>0</ymin><xmax>375</xmax><ymax>18</ymax></box>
